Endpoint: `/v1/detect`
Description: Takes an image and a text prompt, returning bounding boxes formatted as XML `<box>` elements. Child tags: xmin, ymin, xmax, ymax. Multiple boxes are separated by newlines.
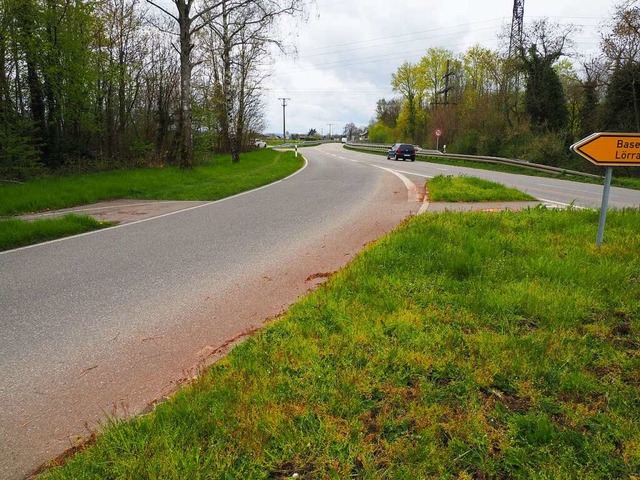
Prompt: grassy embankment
<box><xmin>345</xmin><ymin>145</ymin><xmax>640</xmax><ymax>191</ymax></box>
<box><xmin>0</xmin><ymin>215</ymin><xmax>114</xmax><ymax>251</ymax></box>
<box><xmin>0</xmin><ymin>149</ymin><xmax>302</xmax><ymax>251</ymax></box>
<box><xmin>428</xmin><ymin>175</ymin><xmax>536</xmax><ymax>202</ymax></box>
<box><xmin>42</xmin><ymin>178</ymin><xmax>639</xmax><ymax>478</ymax></box>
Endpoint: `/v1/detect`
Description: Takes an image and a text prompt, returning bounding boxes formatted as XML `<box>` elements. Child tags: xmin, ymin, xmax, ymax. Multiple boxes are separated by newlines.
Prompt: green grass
<box><xmin>0</xmin><ymin>215</ymin><xmax>113</xmax><ymax>251</ymax></box>
<box><xmin>42</xmin><ymin>208</ymin><xmax>640</xmax><ymax>479</ymax></box>
<box><xmin>428</xmin><ymin>175</ymin><xmax>537</xmax><ymax>202</ymax></box>
<box><xmin>0</xmin><ymin>149</ymin><xmax>303</xmax><ymax>215</ymax></box>
<box><xmin>345</xmin><ymin>146</ymin><xmax>640</xmax><ymax>191</ymax></box>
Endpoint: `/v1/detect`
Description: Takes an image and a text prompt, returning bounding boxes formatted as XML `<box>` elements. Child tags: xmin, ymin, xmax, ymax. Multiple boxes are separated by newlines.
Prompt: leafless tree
<box><xmin>202</xmin><ymin>0</ymin><xmax>306</xmax><ymax>163</ymax></box>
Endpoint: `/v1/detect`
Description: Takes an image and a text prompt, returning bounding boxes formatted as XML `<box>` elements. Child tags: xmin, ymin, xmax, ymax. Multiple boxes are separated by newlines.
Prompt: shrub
<box><xmin>368</xmin><ymin>122</ymin><xmax>394</xmax><ymax>144</ymax></box>
<box><xmin>0</xmin><ymin>119</ymin><xmax>44</xmax><ymax>181</ymax></box>
<box><xmin>520</xmin><ymin>132</ymin><xmax>568</xmax><ymax>167</ymax></box>
<box><xmin>476</xmin><ymin>133</ymin><xmax>502</xmax><ymax>156</ymax></box>
<box><xmin>450</xmin><ymin>130</ymin><xmax>479</xmax><ymax>154</ymax></box>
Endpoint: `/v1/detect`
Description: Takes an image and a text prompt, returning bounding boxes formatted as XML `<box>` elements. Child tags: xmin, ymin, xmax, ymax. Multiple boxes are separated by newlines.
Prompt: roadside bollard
<box><xmin>295</xmin><ymin>144</ymin><xmax>298</xmax><ymax>157</ymax></box>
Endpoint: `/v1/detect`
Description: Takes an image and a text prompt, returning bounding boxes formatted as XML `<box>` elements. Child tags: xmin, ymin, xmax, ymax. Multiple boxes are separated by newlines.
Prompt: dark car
<box><xmin>387</xmin><ymin>143</ymin><xmax>415</xmax><ymax>161</ymax></box>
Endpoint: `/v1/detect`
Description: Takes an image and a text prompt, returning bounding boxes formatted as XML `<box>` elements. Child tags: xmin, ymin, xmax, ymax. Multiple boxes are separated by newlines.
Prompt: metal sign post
<box><xmin>596</xmin><ymin>167</ymin><xmax>613</xmax><ymax>247</ymax></box>
<box><xmin>435</xmin><ymin>128</ymin><xmax>442</xmax><ymax>152</ymax></box>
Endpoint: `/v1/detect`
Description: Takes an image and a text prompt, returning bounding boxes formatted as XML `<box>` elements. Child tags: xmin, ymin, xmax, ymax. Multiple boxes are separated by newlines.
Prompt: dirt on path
<box><xmin>19</xmin><ymin>199</ymin><xmax>211</xmax><ymax>225</ymax></box>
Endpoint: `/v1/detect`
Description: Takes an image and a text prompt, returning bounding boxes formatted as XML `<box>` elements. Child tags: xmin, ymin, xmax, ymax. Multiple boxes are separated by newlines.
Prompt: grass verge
<box><xmin>0</xmin><ymin>149</ymin><xmax>303</xmax><ymax>216</ymax></box>
<box><xmin>428</xmin><ymin>175</ymin><xmax>536</xmax><ymax>202</ymax></box>
<box><xmin>42</xmin><ymin>208</ymin><xmax>640</xmax><ymax>479</ymax></box>
<box><xmin>345</xmin><ymin>146</ymin><xmax>640</xmax><ymax>191</ymax></box>
<box><xmin>0</xmin><ymin>215</ymin><xmax>113</xmax><ymax>251</ymax></box>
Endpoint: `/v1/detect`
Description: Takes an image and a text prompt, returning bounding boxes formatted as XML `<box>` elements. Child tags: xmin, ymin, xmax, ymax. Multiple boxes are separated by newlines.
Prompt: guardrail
<box><xmin>269</xmin><ymin>140</ymin><xmax>338</xmax><ymax>149</ymax></box>
<box><xmin>344</xmin><ymin>142</ymin><xmax>603</xmax><ymax>179</ymax></box>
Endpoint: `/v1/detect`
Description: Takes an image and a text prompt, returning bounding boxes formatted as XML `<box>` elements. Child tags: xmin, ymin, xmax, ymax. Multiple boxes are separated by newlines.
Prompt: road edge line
<box><xmin>0</xmin><ymin>156</ymin><xmax>309</xmax><ymax>256</ymax></box>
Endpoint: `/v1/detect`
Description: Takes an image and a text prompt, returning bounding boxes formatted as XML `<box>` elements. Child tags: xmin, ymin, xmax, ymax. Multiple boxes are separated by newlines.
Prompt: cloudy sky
<box><xmin>263</xmin><ymin>0</ymin><xmax>616</xmax><ymax>136</ymax></box>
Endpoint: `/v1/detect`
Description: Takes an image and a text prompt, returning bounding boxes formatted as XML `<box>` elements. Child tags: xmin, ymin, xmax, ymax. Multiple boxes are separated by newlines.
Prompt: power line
<box><xmin>278</xmin><ymin>98</ymin><xmax>291</xmax><ymax>143</ymax></box>
<box><xmin>299</xmin><ymin>17</ymin><xmax>514</xmax><ymax>54</ymax></box>
<box><xmin>296</xmin><ymin>20</ymin><xmax>506</xmax><ymax>59</ymax></box>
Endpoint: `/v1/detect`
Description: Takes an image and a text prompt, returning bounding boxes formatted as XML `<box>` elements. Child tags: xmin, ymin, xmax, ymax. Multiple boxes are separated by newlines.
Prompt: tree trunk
<box><xmin>177</xmin><ymin>0</ymin><xmax>193</xmax><ymax>168</ymax></box>
<box><xmin>221</xmin><ymin>1</ymin><xmax>238</xmax><ymax>163</ymax></box>
<box><xmin>19</xmin><ymin>2</ymin><xmax>47</xmax><ymax>163</ymax></box>
<box><xmin>44</xmin><ymin>0</ymin><xmax>61</xmax><ymax>166</ymax></box>
<box><xmin>118</xmin><ymin>44</ymin><xmax>127</xmax><ymax>157</ymax></box>
<box><xmin>0</xmin><ymin>29</ymin><xmax>10</xmax><ymax>118</ymax></box>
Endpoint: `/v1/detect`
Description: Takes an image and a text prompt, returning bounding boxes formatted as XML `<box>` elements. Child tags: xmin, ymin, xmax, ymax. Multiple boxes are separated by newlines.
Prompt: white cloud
<box><xmin>263</xmin><ymin>0</ymin><xmax>615</xmax><ymax>135</ymax></box>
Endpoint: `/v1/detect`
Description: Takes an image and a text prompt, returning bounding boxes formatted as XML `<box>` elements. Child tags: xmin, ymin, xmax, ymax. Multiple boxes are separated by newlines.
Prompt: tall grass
<box><xmin>0</xmin><ymin>215</ymin><xmax>112</xmax><ymax>251</ymax></box>
<box><xmin>428</xmin><ymin>175</ymin><xmax>536</xmax><ymax>202</ymax></box>
<box><xmin>0</xmin><ymin>149</ymin><xmax>302</xmax><ymax>215</ymax></box>
<box><xmin>43</xmin><ymin>208</ymin><xmax>640</xmax><ymax>479</ymax></box>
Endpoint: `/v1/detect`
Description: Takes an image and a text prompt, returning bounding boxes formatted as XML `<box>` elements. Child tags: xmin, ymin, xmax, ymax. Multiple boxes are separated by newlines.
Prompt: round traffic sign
<box><xmin>435</xmin><ymin>128</ymin><xmax>442</xmax><ymax>138</ymax></box>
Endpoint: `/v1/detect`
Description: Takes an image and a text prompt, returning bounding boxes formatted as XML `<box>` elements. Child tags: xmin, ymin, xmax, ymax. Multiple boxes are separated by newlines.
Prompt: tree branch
<box><xmin>144</xmin><ymin>0</ymin><xmax>178</xmax><ymax>22</ymax></box>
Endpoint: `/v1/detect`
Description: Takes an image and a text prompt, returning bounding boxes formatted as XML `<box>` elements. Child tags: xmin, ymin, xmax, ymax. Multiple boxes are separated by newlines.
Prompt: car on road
<box><xmin>387</xmin><ymin>143</ymin><xmax>415</xmax><ymax>161</ymax></box>
<box><xmin>254</xmin><ymin>139</ymin><xmax>267</xmax><ymax>148</ymax></box>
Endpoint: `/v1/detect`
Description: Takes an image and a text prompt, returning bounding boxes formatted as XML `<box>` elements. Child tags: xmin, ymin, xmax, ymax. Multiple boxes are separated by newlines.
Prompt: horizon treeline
<box><xmin>0</xmin><ymin>0</ymin><xmax>307</xmax><ymax>179</ymax></box>
<box><xmin>369</xmin><ymin>2</ymin><xmax>640</xmax><ymax>176</ymax></box>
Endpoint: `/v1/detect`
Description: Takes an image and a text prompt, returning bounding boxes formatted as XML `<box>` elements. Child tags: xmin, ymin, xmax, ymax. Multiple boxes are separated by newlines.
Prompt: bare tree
<box><xmin>203</xmin><ymin>0</ymin><xmax>306</xmax><ymax>162</ymax></box>
<box><xmin>144</xmin><ymin>0</ymin><xmax>244</xmax><ymax>167</ymax></box>
<box><xmin>599</xmin><ymin>1</ymin><xmax>640</xmax><ymax>131</ymax></box>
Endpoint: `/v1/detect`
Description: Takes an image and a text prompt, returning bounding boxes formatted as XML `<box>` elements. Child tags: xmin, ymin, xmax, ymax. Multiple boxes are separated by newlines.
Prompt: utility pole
<box><xmin>507</xmin><ymin>0</ymin><xmax>525</xmax><ymax>124</ymax></box>
<box><xmin>443</xmin><ymin>60</ymin><xmax>454</xmax><ymax>105</ymax></box>
<box><xmin>434</xmin><ymin>60</ymin><xmax>456</xmax><ymax>107</ymax></box>
<box><xmin>278</xmin><ymin>98</ymin><xmax>290</xmax><ymax>144</ymax></box>
<box><xmin>508</xmin><ymin>0</ymin><xmax>525</xmax><ymax>59</ymax></box>
<box><xmin>327</xmin><ymin>123</ymin><xmax>333</xmax><ymax>139</ymax></box>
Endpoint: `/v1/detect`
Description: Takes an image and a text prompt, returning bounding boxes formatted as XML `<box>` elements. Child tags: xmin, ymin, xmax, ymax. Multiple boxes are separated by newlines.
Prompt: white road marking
<box><xmin>535</xmin><ymin>183</ymin><xmax>594</xmax><ymax>194</ymax></box>
<box><xmin>1</xmin><ymin>156</ymin><xmax>310</xmax><ymax>255</ymax></box>
<box><xmin>385</xmin><ymin>168</ymin><xmax>434</xmax><ymax>179</ymax></box>
<box><xmin>418</xmin><ymin>200</ymin><xmax>431</xmax><ymax>215</ymax></box>
<box><xmin>20</xmin><ymin>201</ymin><xmax>200</xmax><ymax>217</ymax></box>
<box><xmin>537</xmin><ymin>198</ymin><xmax>588</xmax><ymax>210</ymax></box>
<box><xmin>373</xmin><ymin>165</ymin><xmax>422</xmax><ymax>205</ymax></box>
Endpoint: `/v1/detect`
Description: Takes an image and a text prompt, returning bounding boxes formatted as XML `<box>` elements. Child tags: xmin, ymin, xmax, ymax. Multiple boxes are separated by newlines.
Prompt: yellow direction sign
<box><xmin>571</xmin><ymin>132</ymin><xmax>640</xmax><ymax>166</ymax></box>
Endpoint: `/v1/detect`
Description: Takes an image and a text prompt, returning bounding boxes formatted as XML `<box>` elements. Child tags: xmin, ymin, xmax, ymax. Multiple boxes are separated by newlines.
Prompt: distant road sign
<box><xmin>571</xmin><ymin>132</ymin><xmax>640</xmax><ymax>166</ymax></box>
<box><xmin>435</xmin><ymin>128</ymin><xmax>442</xmax><ymax>138</ymax></box>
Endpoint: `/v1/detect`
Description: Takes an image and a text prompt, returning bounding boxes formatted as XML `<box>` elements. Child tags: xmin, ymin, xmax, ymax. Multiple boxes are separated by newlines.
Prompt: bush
<box><xmin>499</xmin><ymin>130</ymin><xmax>533</xmax><ymax>159</ymax></box>
<box><xmin>0</xmin><ymin>119</ymin><xmax>44</xmax><ymax>181</ymax></box>
<box><xmin>368</xmin><ymin>122</ymin><xmax>394</xmax><ymax>144</ymax></box>
<box><xmin>520</xmin><ymin>132</ymin><xmax>569</xmax><ymax>167</ymax></box>
<box><xmin>449</xmin><ymin>130</ymin><xmax>479</xmax><ymax>154</ymax></box>
<box><xmin>476</xmin><ymin>133</ymin><xmax>502</xmax><ymax>156</ymax></box>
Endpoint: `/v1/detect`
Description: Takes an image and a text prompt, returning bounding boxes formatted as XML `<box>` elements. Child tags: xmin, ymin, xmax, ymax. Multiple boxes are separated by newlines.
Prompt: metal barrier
<box><xmin>344</xmin><ymin>142</ymin><xmax>602</xmax><ymax>179</ymax></box>
<box><xmin>269</xmin><ymin>140</ymin><xmax>338</xmax><ymax>149</ymax></box>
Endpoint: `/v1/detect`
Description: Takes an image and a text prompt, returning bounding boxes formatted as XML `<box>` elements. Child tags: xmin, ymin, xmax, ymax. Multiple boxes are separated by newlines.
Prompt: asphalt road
<box><xmin>0</xmin><ymin>144</ymin><xmax>418</xmax><ymax>479</ymax></box>
<box><xmin>336</xmin><ymin>144</ymin><xmax>640</xmax><ymax>209</ymax></box>
<box><xmin>2</xmin><ymin>144</ymin><xmax>638</xmax><ymax>478</ymax></box>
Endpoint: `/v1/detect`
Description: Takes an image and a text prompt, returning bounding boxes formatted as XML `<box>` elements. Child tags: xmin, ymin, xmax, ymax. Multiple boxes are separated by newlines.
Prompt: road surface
<box><xmin>1</xmin><ymin>145</ymin><xmax>419</xmax><ymax>478</ymax></box>
<box><xmin>339</xmin><ymin>144</ymin><xmax>640</xmax><ymax>209</ymax></box>
<box><xmin>2</xmin><ymin>143</ymin><xmax>639</xmax><ymax>478</ymax></box>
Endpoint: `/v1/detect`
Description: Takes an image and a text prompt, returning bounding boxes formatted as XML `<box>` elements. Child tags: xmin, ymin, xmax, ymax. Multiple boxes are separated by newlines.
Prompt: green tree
<box><xmin>603</xmin><ymin>61</ymin><xmax>640</xmax><ymax>131</ymax></box>
<box><xmin>522</xmin><ymin>45</ymin><xmax>567</xmax><ymax>132</ymax></box>
<box><xmin>601</xmin><ymin>1</ymin><xmax>640</xmax><ymax>132</ymax></box>
<box><xmin>375</xmin><ymin>97</ymin><xmax>401</xmax><ymax>127</ymax></box>
<box><xmin>520</xmin><ymin>20</ymin><xmax>572</xmax><ymax>132</ymax></box>
<box><xmin>417</xmin><ymin>47</ymin><xmax>457</xmax><ymax>107</ymax></box>
<box><xmin>391</xmin><ymin>61</ymin><xmax>419</xmax><ymax>141</ymax></box>
<box><xmin>554</xmin><ymin>59</ymin><xmax>582</xmax><ymax>140</ymax></box>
